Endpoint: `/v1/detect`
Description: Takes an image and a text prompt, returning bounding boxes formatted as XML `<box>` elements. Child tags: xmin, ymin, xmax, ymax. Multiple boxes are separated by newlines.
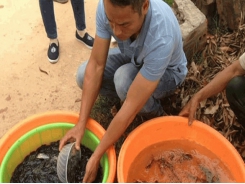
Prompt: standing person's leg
<box><xmin>226</xmin><ymin>76</ymin><xmax>245</xmax><ymax>127</ymax></box>
<box><xmin>70</xmin><ymin>0</ymin><xmax>94</xmax><ymax>49</ymax></box>
<box><xmin>39</xmin><ymin>0</ymin><xmax>59</xmax><ymax>63</ymax></box>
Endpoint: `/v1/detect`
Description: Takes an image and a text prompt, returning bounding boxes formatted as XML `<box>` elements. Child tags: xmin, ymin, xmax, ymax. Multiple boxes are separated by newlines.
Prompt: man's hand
<box><xmin>179</xmin><ymin>95</ymin><xmax>200</xmax><ymax>126</ymax></box>
<box><xmin>59</xmin><ymin>125</ymin><xmax>84</xmax><ymax>151</ymax></box>
<box><xmin>83</xmin><ymin>154</ymin><xmax>100</xmax><ymax>183</ymax></box>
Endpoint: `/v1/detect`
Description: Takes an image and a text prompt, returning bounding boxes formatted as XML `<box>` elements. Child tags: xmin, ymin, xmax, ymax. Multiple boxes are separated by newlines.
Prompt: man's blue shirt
<box><xmin>96</xmin><ymin>0</ymin><xmax>187</xmax><ymax>84</ymax></box>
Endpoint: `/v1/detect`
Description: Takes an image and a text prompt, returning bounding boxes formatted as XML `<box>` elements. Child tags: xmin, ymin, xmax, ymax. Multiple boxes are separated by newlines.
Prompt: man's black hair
<box><xmin>109</xmin><ymin>0</ymin><xmax>146</xmax><ymax>15</ymax></box>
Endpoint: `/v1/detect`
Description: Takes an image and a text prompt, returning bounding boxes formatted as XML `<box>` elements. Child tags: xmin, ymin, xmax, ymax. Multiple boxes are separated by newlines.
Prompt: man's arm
<box><xmin>83</xmin><ymin>72</ymin><xmax>160</xmax><ymax>182</ymax></box>
<box><xmin>59</xmin><ymin>35</ymin><xmax>110</xmax><ymax>150</ymax></box>
<box><xmin>179</xmin><ymin>58</ymin><xmax>245</xmax><ymax>125</ymax></box>
<box><xmin>95</xmin><ymin>72</ymin><xmax>159</xmax><ymax>155</ymax></box>
<box><xmin>77</xmin><ymin>35</ymin><xmax>111</xmax><ymax>130</ymax></box>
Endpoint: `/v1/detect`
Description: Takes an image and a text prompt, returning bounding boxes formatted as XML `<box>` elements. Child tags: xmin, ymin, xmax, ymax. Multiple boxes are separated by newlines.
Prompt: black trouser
<box><xmin>226</xmin><ymin>76</ymin><xmax>245</xmax><ymax>127</ymax></box>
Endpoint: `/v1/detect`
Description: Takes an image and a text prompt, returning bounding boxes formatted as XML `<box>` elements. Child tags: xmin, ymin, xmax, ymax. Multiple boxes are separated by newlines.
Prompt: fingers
<box><xmin>179</xmin><ymin>100</ymin><xmax>199</xmax><ymax>126</ymax></box>
<box><xmin>188</xmin><ymin>114</ymin><xmax>194</xmax><ymax>126</ymax></box>
<box><xmin>82</xmin><ymin>169</ymin><xmax>96</xmax><ymax>183</ymax></box>
<box><xmin>82</xmin><ymin>172</ymin><xmax>90</xmax><ymax>183</ymax></box>
<box><xmin>59</xmin><ymin>136</ymin><xmax>69</xmax><ymax>151</ymax></box>
<box><xmin>59</xmin><ymin>134</ymin><xmax>74</xmax><ymax>151</ymax></box>
<box><xmin>179</xmin><ymin>103</ymin><xmax>190</xmax><ymax>117</ymax></box>
<box><xmin>59</xmin><ymin>126</ymin><xmax>84</xmax><ymax>151</ymax></box>
<box><xmin>75</xmin><ymin>139</ymin><xmax>81</xmax><ymax>150</ymax></box>
<box><xmin>179</xmin><ymin>110</ymin><xmax>193</xmax><ymax>126</ymax></box>
<box><xmin>178</xmin><ymin>110</ymin><xmax>187</xmax><ymax>117</ymax></box>
<box><xmin>83</xmin><ymin>157</ymin><xmax>99</xmax><ymax>183</ymax></box>
<box><xmin>179</xmin><ymin>106</ymin><xmax>190</xmax><ymax>119</ymax></box>
<box><xmin>188</xmin><ymin>104</ymin><xmax>197</xmax><ymax>126</ymax></box>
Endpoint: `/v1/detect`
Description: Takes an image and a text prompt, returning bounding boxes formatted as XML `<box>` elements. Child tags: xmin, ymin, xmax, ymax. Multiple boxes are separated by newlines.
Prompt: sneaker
<box><xmin>76</xmin><ymin>31</ymin><xmax>94</xmax><ymax>49</ymax></box>
<box><xmin>47</xmin><ymin>42</ymin><xmax>59</xmax><ymax>64</ymax></box>
<box><xmin>53</xmin><ymin>0</ymin><xmax>68</xmax><ymax>4</ymax></box>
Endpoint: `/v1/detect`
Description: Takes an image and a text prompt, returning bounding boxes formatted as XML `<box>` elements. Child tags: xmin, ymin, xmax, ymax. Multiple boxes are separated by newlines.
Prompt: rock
<box><xmin>174</xmin><ymin>0</ymin><xmax>207</xmax><ymax>62</ymax></box>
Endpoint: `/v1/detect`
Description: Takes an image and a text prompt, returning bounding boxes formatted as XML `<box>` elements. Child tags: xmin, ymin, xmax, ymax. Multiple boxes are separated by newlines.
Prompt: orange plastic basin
<box><xmin>117</xmin><ymin>116</ymin><xmax>245</xmax><ymax>182</ymax></box>
<box><xmin>0</xmin><ymin>111</ymin><xmax>116</xmax><ymax>182</ymax></box>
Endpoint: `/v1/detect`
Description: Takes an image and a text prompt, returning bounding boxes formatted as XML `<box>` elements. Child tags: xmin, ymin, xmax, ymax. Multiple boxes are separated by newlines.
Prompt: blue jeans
<box><xmin>76</xmin><ymin>48</ymin><xmax>182</xmax><ymax>117</ymax></box>
<box><xmin>39</xmin><ymin>0</ymin><xmax>86</xmax><ymax>39</ymax></box>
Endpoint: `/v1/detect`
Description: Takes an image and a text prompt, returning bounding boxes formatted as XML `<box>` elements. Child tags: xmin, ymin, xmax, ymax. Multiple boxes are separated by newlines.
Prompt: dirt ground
<box><xmin>0</xmin><ymin>0</ymin><xmax>99</xmax><ymax>139</ymax></box>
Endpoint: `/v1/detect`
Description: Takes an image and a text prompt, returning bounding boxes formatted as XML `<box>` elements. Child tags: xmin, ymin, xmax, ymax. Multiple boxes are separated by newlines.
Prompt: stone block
<box><xmin>173</xmin><ymin>0</ymin><xmax>208</xmax><ymax>62</ymax></box>
<box><xmin>190</xmin><ymin>0</ymin><xmax>216</xmax><ymax>28</ymax></box>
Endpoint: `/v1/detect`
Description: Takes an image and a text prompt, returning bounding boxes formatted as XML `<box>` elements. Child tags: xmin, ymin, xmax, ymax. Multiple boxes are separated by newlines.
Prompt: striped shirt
<box><xmin>96</xmin><ymin>0</ymin><xmax>187</xmax><ymax>84</ymax></box>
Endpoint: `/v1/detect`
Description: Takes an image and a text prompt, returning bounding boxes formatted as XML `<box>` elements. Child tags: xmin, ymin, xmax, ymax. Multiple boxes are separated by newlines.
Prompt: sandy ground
<box><xmin>0</xmin><ymin>0</ymin><xmax>99</xmax><ymax>139</ymax></box>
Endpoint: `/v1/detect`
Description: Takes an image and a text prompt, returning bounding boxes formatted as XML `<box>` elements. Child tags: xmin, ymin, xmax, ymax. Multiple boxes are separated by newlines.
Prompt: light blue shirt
<box><xmin>96</xmin><ymin>0</ymin><xmax>187</xmax><ymax>84</ymax></box>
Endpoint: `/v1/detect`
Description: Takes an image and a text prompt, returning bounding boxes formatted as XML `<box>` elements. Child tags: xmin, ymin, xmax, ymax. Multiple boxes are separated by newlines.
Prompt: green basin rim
<box><xmin>0</xmin><ymin>122</ymin><xmax>109</xmax><ymax>183</ymax></box>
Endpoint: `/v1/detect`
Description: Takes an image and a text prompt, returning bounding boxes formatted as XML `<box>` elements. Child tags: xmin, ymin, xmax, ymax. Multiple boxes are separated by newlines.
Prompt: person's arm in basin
<box><xmin>83</xmin><ymin>68</ymin><xmax>160</xmax><ymax>183</ymax></box>
<box><xmin>59</xmin><ymin>35</ymin><xmax>110</xmax><ymax>150</ymax></box>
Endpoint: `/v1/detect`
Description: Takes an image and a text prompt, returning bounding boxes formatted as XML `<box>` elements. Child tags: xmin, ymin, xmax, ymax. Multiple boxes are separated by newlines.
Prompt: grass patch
<box><xmin>163</xmin><ymin>0</ymin><xmax>174</xmax><ymax>6</ymax></box>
